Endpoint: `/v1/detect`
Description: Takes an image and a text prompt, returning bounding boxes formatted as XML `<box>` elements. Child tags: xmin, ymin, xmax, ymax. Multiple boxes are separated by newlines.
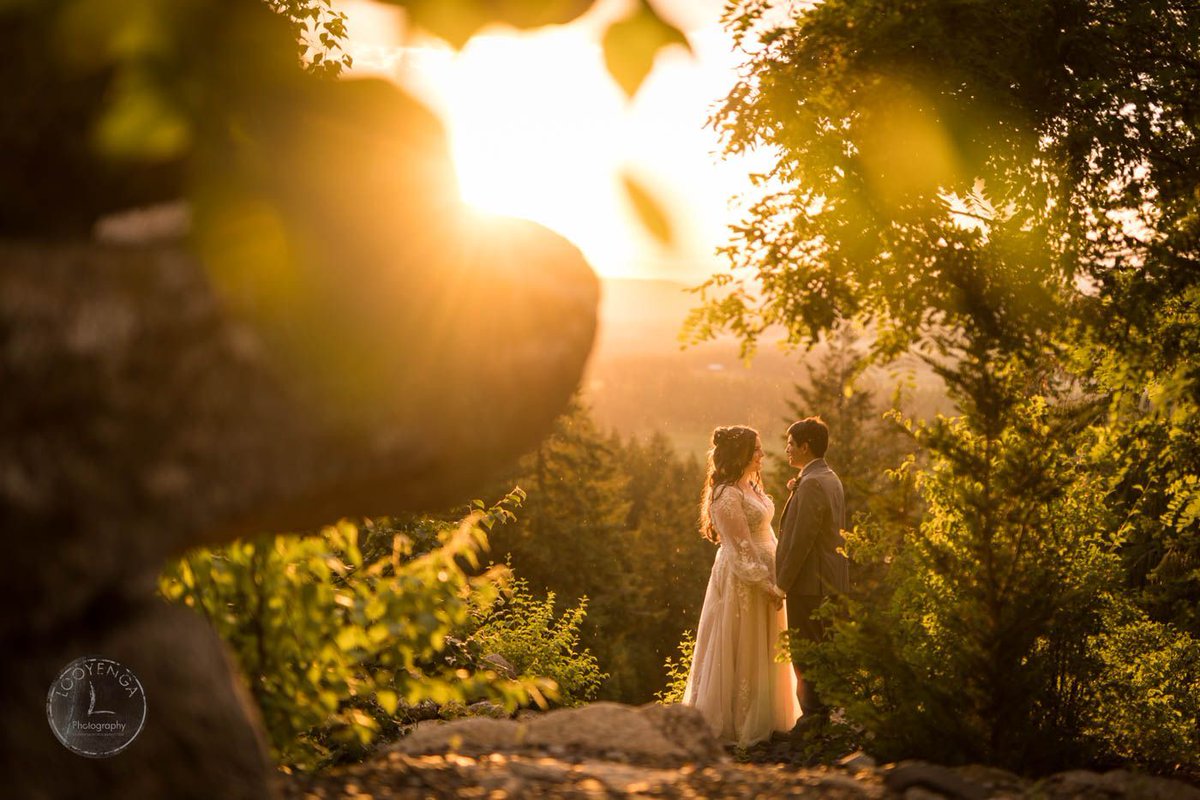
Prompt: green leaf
<box><xmin>620</xmin><ymin>170</ymin><xmax>675</xmax><ymax>246</ymax></box>
<box><xmin>376</xmin><ymin>689</ymin><xmax>399</xmax><ymax>716</ymax></box>
<box><xmin>602</xmin><ymin>0</ymin><xmax>691</xmax><ymax>98</ymax></box>
<box><xmin>391</xmin><ymin>0</ymin><xmax>590</xmax><ymax>49</ymax></box>
<box><xmin>92</xmin><ymin>67</ymin><xmax>191</xmax><ymax>162</ymax></box>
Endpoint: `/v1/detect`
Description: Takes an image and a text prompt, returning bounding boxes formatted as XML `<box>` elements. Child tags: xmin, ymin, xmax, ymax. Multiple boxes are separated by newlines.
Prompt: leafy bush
<box><xmin>1087</xmin><ymin>612</ymin><xmax>1200</xmax><ymax>770</ymax></box>
<box><xmin>800</xmin><ymin>393</ymin><xmax>1120</xmax><ymax>771</ymax></box>
<box><xmin>159</xmin><ymin>490</ymin><xmax>543</xmax><ymax>770</ymax></box>
<box><xmin>655</xmin><ymin>629</ymin><xmax>695</xmax><ymax>704</ymax></box>
<box><xmin>801</xmin><ymin>388</ymin><xmax>1200</xmax><ymax>774</ymax></box>
<box><xmin>469</xmin><ymin>576</ymin><xmax>606</xmax><ymax>706</ymax></box>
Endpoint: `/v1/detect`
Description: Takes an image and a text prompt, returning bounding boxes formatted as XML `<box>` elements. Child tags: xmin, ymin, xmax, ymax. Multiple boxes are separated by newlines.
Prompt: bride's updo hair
<box><xmin>699</xmin><ymin>425</ymin><xmax>761</xmax><ymax>543</ymax></box>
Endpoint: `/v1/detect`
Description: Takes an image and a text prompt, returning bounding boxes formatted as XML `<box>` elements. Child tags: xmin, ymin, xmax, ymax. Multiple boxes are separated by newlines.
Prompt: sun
<box><xmin>431</xmin><ymin>29</ymin><xmax>648</xmax><ymax>278</ymax></box>
<box><xmin>341</xmin><ymin>0</ymin><xmax>751</xmax><ymax>283</ymax></box>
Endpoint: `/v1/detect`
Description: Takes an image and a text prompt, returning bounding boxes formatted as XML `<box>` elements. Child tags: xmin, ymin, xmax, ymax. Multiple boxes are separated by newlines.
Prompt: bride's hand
<box><xmin>768</xmin><ymin>585</ymin><xmax>785</xmax><ymax>608</ymax></box>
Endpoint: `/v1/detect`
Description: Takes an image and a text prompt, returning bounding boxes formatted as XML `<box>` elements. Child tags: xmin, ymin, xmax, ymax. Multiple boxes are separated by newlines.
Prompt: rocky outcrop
<box><xmin>278</xmin><ymin>704</ymin><xmax>1200</xmax><ymax>799</ymax></box>
<box><xmin>1033</xmin><ymin>769</ymin><xmax>1200</xmax><ymax>800</ymax></box>
<box><xmin>393</xmin><ymin>702</ymin><xmax>725</xmax><ymax>766</ymax></box>
<box><xmin>282</xmin><ymin>747</ymin><xmax>1200</xmax><ymax>800</ymax></box>
<box><xmin>1</xmin><ymin>217</ymin><xmax>594</xmax><ymax>795</ymax></box>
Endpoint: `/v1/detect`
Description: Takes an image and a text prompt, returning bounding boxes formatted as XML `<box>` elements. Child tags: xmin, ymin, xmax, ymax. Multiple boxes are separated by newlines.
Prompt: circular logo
<box><xmin>46</xmin><ymin>656</ymin><xmax>147</xmax><ymax>758</ymax></box>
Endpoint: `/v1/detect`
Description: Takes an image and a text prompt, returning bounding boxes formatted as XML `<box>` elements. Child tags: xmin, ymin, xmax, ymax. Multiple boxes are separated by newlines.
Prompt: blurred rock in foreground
<box><xmin>1</xmin><ymin>214</ymin><xmax>594</xmax><ymax>798</ymax></box>
<box><xmin>280</xmin><ymin>702</ymin><xmax>1200</xmax><ymax>799</ymax></box>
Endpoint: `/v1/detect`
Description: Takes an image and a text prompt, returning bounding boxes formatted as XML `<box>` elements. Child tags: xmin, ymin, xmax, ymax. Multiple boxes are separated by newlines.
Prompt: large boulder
<box><xmin>1</xmin><ymin>5</ymin><xmax>597</xmax><ymax>797</ymax></box>
<box><xmin>0</xmin><ymin>218</ymin><xmax>595</xmax><ymax>796</ymax></box>
<box><xmin>0</xmin><ymin>89</ymin><xmax>596</xmax><ymax>800</ymax></box>
<box><xmin>5</xmin><ymin>603</ymin><xmax>272</xmax><ymax>800</ymax></box>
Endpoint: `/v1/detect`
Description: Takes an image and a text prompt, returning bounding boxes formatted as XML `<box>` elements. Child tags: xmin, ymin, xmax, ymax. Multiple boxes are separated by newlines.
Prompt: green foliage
<box><xmin>267</xmin><ymin>0</ymin><xmax>353</xmax><ymax>76</ymax></box>
<box><xmin>699</xmin><ymin>0</ymin><xmax>1200</xmax><ymax>774</ymax></box>
<box><xmin>369</xmin><ymin>0</ymin><xmax>690</xmax><ymax>99</ymax></box>
<box><xmin>1087</xmin><ymin>614</ymin><xmax>1200</xmax><ymax>769</ymax></box>
<box><xmin>801</xmin><ymin>371</ymin><xmax>1200</xmax><ymax>773</ymax></box>
<box><xmin>4</xmin><ymin>0</ymin><xmax>686</xmax><ymax>240</ymax></box>
<box><xmin>486</xmin><ymin>401</ymin><xmax>712</xmax><ymax>703</ymax></box>
<box><xmin>803</xmin><ymin>387</ymin><xmax>1122</xmax><ymax>770</ymax></box>
<box><xmin>159</xmin><ymin>491</ymin><xmax>539</xmax><ymax>771</ymax></box>
<box><xmin>1084</xmin><ymin>341</ymin><xmax>1200</xmax><ymax>638</ymax></box>
<box><xmin>696</xmin><ymin>0</ymin><xmax>1200</xmax><ymax>366</ymax></box>
<box><xmin>470</xmin><ymin>576</ymin><xmax>606</xmax><ymax>706</ymax></box>
<box><xmin>487</xmin><ymin>402</ymin><xmax>634</xmax><ymax>696</ymax></box>
<box><xmin>654</xmin><ymin>629</ymin><xmax>695</xmax><ymax>704</ymax></box>
<box><xmin>614</xmin><ymin>431</ymin><xmax>712</xmax><ymax>702</ymax></box>
<box><xmin>388</xmin><ymin>0</ymin><xmax>591</xmax><ymax>48</ymax></box>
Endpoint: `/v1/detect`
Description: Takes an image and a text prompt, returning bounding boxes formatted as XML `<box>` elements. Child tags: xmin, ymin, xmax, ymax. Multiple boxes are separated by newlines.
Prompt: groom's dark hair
<box><xmin>788</xmin><ymin>417</ymin><xmax>829</xmax><ymax>458</ymax></box>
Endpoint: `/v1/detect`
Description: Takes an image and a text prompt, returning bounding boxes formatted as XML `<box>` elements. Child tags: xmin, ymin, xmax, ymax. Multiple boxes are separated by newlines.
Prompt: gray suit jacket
<box><xmin>776</xmin><ymin>458</ymin><xmax>849</xmax><ymax>597</ymax></box>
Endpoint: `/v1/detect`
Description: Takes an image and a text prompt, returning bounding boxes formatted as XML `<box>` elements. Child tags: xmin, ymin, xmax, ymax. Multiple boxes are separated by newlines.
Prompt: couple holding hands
<box><xmin>681</xmin><ymin>417</ymin><xmax>848</xmax><ymax>747</ymax></box>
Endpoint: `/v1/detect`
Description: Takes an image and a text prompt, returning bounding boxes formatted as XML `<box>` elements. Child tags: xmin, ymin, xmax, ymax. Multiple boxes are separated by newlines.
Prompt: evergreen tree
<box><xmin>616</xmin><ymin>432</ymin><xmax>711</xmax><ymax>702</ymax></box>
<box><xmin>486</xmin><ymin>400</ymin><xmax>637</xmax><ymax>699</ymax></box>
<box><xmin>486</xmin><ymin>405</ymin><xmax>716</xmax><ymax>703</ymax></box>
<box><xmin>805</xmin><ymin>356</ymin><xmax>1120</xmax><ymax>770</ymax></box>
<box><xmin>768</xmin><ymin>325</ymin><xmax>916</xmax><ymax>526</ymax></box>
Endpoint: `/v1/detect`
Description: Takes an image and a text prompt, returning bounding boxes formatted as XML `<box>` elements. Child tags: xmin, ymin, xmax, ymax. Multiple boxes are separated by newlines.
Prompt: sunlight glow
<box><xmin>445</xmin><ymin>30</ymin><xmax>634</xmax><ymax>273</ymax></box>
<box><xmin>338</xmin><ymin>0</ymin><xmax>766</xmax><ymax>281</ymax></box>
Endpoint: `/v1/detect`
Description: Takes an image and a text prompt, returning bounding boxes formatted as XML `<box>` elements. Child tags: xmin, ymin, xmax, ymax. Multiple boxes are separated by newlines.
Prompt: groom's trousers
<box><xmin>786</xmin><ymin>593</ymin><xmax>828</xmax><ymax>716</ymax></box>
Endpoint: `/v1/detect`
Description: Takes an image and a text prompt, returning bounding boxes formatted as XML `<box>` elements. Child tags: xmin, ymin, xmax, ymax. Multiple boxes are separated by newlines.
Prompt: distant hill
<box><xmin>591</xmin><ymin>278</ymin><xmax>708</xmax><ymax>356</ymax></box>
<box><xmin>581</xmin><ymin>278</ymin><xmax>952</xmax><ymax>460</ymax></box>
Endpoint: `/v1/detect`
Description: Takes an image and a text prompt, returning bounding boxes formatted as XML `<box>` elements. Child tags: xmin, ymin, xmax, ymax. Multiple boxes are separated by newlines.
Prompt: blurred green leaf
<box><xmin>392</xmin><ymin>0</ymin><xmax>591</xmax><ymax>48</ymax></box>
<box><xmin>92</xmin><ymin>67</ymin><xmax>191</xmax><ymax>161</ymax></box>
<box><xmin>620</xmin><ymin>169</ymin><xmax>675</xmax><ymax>246</ymax></box>
<box><xmin>602</xmin><ymin>0</ymin><xmax>691</xmax><ymax>98</ymax></box>
<box><xmin>376</xmin><ymin>689</ymin><xmax>399</xmax><ymax>716</ymax></box>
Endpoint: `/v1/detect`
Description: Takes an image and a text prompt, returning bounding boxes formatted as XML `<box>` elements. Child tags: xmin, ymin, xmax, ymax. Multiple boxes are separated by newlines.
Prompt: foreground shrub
<box><xmin>469</xmin><ymin>576</ymin><xmax>606</xmax><ymax>706</ymax></box>
<box><xmin>160</xmin><ymin>491</ymin><xmax>544</xmax><ymax>770</ymax></box>
<box><xmin>655</xmin><ymin>630</ymin><xmax>695</xmax><ymax>704</ymax></box>
<box><xmin>802</xmin><ymin>392</ymin><xmax>1200</xmax><ymax>774</ymax></box>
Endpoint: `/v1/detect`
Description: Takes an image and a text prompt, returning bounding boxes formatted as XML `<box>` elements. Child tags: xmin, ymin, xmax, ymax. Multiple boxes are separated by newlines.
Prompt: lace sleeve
<box><xmin>712</xmin><ymin>487</ymin><xmax>782</xmax><ymax>597</ymax></box>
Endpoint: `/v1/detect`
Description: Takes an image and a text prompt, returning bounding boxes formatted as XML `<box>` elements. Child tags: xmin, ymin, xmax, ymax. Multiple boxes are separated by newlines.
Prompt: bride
<box><xmin>681</xmin><ymin>425</ymin><xmax>800</xmax><ymax>747</ymax></box>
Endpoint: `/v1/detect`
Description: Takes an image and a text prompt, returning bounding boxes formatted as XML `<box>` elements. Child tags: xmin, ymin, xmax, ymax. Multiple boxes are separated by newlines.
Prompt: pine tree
<box><xmin>769</xmin><ymin>325</ymin><xmax>918</xmax><ymax>552</ymax></box>
<box><xmin>617</xmin><ymin>432</ymin><xmax>711</xmax><ymax>701</ymax></box>
<box><xmin>803</xmin><ymin>354</ymin><xmax>1193</xmax><ymax>771</ymax></box>
<box><xmin>486</xmin><ymin>405</ymin><xmax>717</xmax><ymax>703</ymax></box>
<box><xmin>486</xmin><ymin>400</ymin><xmax>636</xmax><ymax>698</ymax></box>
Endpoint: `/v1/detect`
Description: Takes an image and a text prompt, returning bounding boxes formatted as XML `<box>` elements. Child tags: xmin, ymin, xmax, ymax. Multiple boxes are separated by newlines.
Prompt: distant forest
<box><xmin>584</xmin><ymin>278</ymin><xmax>952</xmax><ymax>459</ymax></box>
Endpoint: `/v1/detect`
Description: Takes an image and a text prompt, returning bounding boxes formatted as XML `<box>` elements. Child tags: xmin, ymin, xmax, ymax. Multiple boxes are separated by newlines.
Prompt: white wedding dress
<box><xmin>681</xmin><ymin>484</ymin><xmax>800</xmax><ymax>747</ymax></box>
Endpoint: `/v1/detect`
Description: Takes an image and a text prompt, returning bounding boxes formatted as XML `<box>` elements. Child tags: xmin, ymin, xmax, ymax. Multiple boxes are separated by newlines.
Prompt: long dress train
<box><xmin>681</xmin><ymin>484</ymin><xmax>800</xmax><ymax>747</ymax></box>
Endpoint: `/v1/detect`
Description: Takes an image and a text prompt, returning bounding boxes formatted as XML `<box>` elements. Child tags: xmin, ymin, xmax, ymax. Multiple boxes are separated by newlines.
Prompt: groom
<box><xmin>776</xmin><ymin>416</ymin><xmax>848</xmax><ymax>727</ymax></box>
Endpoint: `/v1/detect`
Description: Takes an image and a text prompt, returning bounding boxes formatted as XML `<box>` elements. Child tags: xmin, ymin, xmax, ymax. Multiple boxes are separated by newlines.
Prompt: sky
<box><xmin>336</xmin><ymin>0</ymin><xmax>773</xmax><ymax>283</ymax></box>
